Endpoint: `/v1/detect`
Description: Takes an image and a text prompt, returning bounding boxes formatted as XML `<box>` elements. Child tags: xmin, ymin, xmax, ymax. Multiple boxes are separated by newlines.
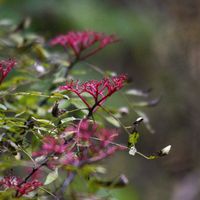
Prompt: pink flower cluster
<box><xmin>50</xmin><ymin>31</ymin><xmax>118</xmax><ymax>60</ymax></box>
<box><xmin>32</xmin><ymin>136</ymin><xmax>67</xmax><ymax>157</ymax></box>
<box><xmin>60</xmin><ymin>74</ymin><xmax>127</xmax><ymax>114</ymax></box>
<box><xmin>33</xmin><ymin>120</ymin><xmax>126</xmax><ymax>168</ymax></box>
<box><xmin>64</xmin><ymin>120</ymin><xmax>126</xmax><ymax>164</ymax></box>
<box><xmin>0</xmin><ymin>176</ymin><xmax>42</xmax><ymax>197</ymax></box>
<box><xmin>0</xmin><ymin>59</ymin><xmax>16</xmax><ymax>84</ymax></box>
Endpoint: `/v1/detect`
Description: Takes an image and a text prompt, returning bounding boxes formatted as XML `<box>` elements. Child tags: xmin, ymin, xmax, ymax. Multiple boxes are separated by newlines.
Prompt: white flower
<box><xmin>118</xmin><ymin>107</ymin><xmax>129</xmax><ymax>115</ymax></box>
<box><xmin>34</xmin><ymin>63</ymin><xmax>45</xmax><ymax>74</ymax></box>
<box><xmin>129</xmin><ymin>146</ymin><xmax>137</xmax><ymax>156</ymax></box>
<box><xmin>133</xmin><ymin>117</ymin><xmax>143</xmax><ymax>125</ymax></box>
<box><xmin>136</xmin><ymin>117</ymin><xmax>143</xmax><ymax>123</ymax></box>
<box><xmin>161</xmin><ymin>145</ymin><xmax>171</xmax><ymax>155</ymax></box>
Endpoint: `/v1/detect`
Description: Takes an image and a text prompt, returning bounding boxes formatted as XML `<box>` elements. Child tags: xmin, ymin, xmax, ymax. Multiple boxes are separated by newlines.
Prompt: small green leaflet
<box><xmin>31</xmin><ymin>117</ymin><xmax>55</xmax><ymax>127</ymax></box>
<box><xmin>105</xmin><ymin>116</ymin><xmax>120</xmax><ymax>127</ymax></box>
<box><xmin>61</xmin><ymin>116</ymin><xmax>77</xmax><ymax>124</ymax></box>
<box><xmin>0</xmin><ymin>103</ymin><xmax>7</xmax><ymax>110</ymax></box>
<box><xmin>44</xmin><ymin>168</ymin><xmax>58</xmax><ymax>185</ymax></box>
<box><xmin>128</xmin><ymin>132</ymin><xmax>139</xmax><ymax>148</ymax></box>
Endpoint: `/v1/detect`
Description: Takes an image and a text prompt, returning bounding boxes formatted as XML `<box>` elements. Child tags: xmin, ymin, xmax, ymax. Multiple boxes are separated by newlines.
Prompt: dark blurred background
<box><xmin>1</xmin><ymin>0</ymin><xmax>200</xmax><ymax>199</ymax></box>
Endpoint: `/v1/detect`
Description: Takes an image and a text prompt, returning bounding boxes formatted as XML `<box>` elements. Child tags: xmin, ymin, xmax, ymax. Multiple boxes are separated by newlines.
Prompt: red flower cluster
<box><xmin>32</xmin><ymin>136</ymin><xmax>67</xmax><ymax>156</ymax></box>
<box><xmin>50</xmin><ymin>31</ymin><xmax>119</xmax><ymax>60</ymax></box>
<box><xmin>33</xmin><ymin>120</ymin><xmax>126</xmax><ymax>168</ymax></box>
<box><xmin>63</xmin><ymin>120</ymin><xmax>126</xmax><ymax>164</ymax></box>
<box><xmin>32</xmin><ymin>135</ymin><xmax>77</xmax><ymax>169</ymax></box>
<box><xmin>60</xmin><ymin>74</ymin><xmax>127</xmax><ymax>114</ymax></box>
<box><xmin>0</xmin><ymin>59</ymin><xmax>16</xmax><ymax>84</ymax></box>
<box><xmin>0</xmin><ymin>176</ymin><xmax>42</xmax><ymax>197</ymax></box>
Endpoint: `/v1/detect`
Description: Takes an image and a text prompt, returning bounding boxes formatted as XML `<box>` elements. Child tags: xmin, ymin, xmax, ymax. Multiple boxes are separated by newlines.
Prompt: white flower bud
<box><xmin>133</xmin><ymin>117</ymin><xmax>143</xmax><ymax>125</ymax></box>
<box><xmin>161</xmin><ymin>145</ymin><xmax>171</xmax><ymax>155</ymax></box>
<box><xmin>129</xmin><ymin>146</ymin><xmax>137</xmax><ymax>156</ymax></box>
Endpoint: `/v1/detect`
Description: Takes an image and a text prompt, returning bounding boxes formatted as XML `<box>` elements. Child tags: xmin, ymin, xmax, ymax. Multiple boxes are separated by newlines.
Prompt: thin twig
<box><xmin>39</xmin><ymin>186</ymin><xmax>60</xmax><ymax>200</ymax></box>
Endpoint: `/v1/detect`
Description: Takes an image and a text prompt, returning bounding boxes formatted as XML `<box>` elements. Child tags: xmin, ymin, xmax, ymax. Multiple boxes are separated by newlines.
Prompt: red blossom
<box><xmin>0</xmin><ymin>59</ymin><xmax>16</xmax><ymax>84</ymax></box>
<box><xmin>0</xmin><ymin>176</ymin><xmax>42</xmax><ymax>197</ymax></box>
<box><xmin>32</xmin><ymin>136</ymin><xmax>67</xmax><ymax>157</ymax></box>
<box><xmin>33</xmin><ymin>120</ymin><xmax>126</xmax><ymax>168</ymax></box>
<box><xmin>62</xmin><ymin>120</ymin><xmax>126</xmax><ymax>165</ymax></box>
<box><xmin>32</xmin><ymin>136</ymin><xmax>76</xmax><ymax>169</ymax></box>
<box><xmin>59</xmin><ymin>152</ymin><xmax>78</xmax><ymax>166</ymax></box>
<box><xmin>50</xmin><ymin>31</ymin><xmax>119</xmax><ymax>60</ymax></box>
<box><xmin>0</xmin><ymin>176</ymin><xmax>21</xmax><ymax>189</ymax></box>
<box><xmin>59</xmin><ymin>74</ymin><xmax>127</xmax><ymax>115</ymax></box>
<box><xmin>42</xmin><ymin>136</ymin><xmax>67</xmax><ymax>154</ymax></box>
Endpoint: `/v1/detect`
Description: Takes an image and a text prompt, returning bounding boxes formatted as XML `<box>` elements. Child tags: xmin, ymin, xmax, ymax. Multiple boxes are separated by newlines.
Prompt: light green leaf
<box><xmin>44</xmin><ymin>168</ymin><xmax>58</xmax><ymax>185</ymax></box>
<box><xmin>0</xmin><ymin>103</ymin><xmax>7</xmax><ymax>110</ymax></box>
<box><xmin>70</xmin><ymin>98</ymin><xmax>87</xmax><ymax>109</ymax></box>
<box><xmin>61</xmin><ymin>117</ymin><xmax>77</xmax><ymax>124</ymax></box>
<box><xmin>126</xmin><ymin>89</ymin><xmax>148</xmax><ymax>97</ymax></box>
<box><xmin>32</xmin><ymin>44</ymin><xmax>50</xmax><ymax>60</ymax></box>
<box><xmin>15</xmin><ymin>111</ymin><xmax>25</xmax><ymax>117</ymax></box>
<box><xmin>32</xmin><ymin>117</ymin><xmax>55</xmax><ymax>127</ymax></box>
<box><xmin>105</xmin><ymin>116</ymin><xmax>120</xmax><ymax>127</ymax></box>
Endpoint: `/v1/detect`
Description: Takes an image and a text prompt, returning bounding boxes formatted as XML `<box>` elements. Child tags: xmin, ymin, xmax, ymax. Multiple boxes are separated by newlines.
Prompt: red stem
<box><xmin>73</xmin><ymin>91</ymin><xmax>91</xmax><ymax>109</ymax></box>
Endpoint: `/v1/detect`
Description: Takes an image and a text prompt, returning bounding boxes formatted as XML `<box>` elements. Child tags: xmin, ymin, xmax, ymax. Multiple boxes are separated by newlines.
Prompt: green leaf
<box><xmin>132</xmin><ymin>98</ymin><xmax>160</xmax><ymax>107</ymax></box>
<box><xmin>128</xmin><ymin>132</ymin><xmax>139</xmax><ymax>147</ymax></box>
<box><xmin>31</xmin><ymin>117</ymin><xmax>55</xmax><ymax>127</ymax></box>
<box><xmin>58</xmin><ymin>99</ymin><xmax>70</xmax><ymax>109</ymax></box>
<box><xmin>32</xmin><ymin>44</ymin><xmax>50</xmax><ymax>60</ymax></box>
<box><xmin>15</xmin><ymin>111</ymin><xmax>25</xmax><ymax>117</ymax></box>
<box><xmin>80</xmin><ymin>165</ymin><xmax>106</xmax><ymax>177</ymax></box>
<box><xmin>132</xmin><ymin>102</ymin><xmax>150</xmax><ymax>107</ymax></box>
<box><xmin>44</xmin><ymin>168</ymin><xmax>58</xmax><ymax>185</ymax></box>
<box><xmin>0</xmin><ymin>19</ymin><xmax>14</xmax><ymax>26</ymax></box>
<box><xmin>61</xmin><ymin>116</ymin><xmax>77</xmax><ymax>124</ymax></box>
<box><xmin>125</xmin><ymin>89</ymin><xmax>149</xmax><ymax>97</ymax></box>
<box><xmin>110</xmin><ymin>187</ymin><xmax>139</xmax><ymax>200</ymax></box>
<box><xmin>105</xmin><ymin>116</ymin><xmax>120</xmax><ymax>127</ymax></box>
<box><xmin>0</xmin><ymin>103</ymin><xmax>7</xmax><ymax>110</ymax></box>
<box><xmin>70</xmin><ymin>98</ymin><xmax>87</xmax><ymax>109</ymax></box>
